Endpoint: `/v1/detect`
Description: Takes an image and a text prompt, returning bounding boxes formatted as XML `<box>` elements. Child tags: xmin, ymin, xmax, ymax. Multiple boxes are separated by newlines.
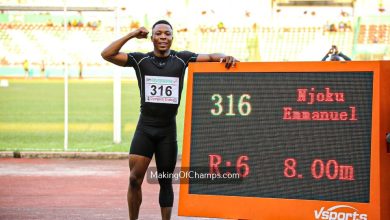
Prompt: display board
<box><xmin>179</xmin><ymin>61</ymin><xmax>390</xmax><ymax>220</ymax></box>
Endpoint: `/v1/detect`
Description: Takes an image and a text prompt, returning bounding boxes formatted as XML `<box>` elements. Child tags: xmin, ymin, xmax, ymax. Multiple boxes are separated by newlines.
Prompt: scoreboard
<box><xmin>178</xmin><ymin>61</ymin><xmax>390</xmax><ymax>220</ymax></box>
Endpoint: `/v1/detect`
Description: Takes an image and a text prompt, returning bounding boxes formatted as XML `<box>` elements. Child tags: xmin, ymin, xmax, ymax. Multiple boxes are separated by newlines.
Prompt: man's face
<box><xmin>151</xmin><ymin>24</ymin><xmax>173</xmax><ymax>53</ymax></box>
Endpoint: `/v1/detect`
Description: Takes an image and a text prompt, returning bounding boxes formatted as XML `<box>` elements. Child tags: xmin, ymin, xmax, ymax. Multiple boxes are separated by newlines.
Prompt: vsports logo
<box><xmin>314</xmin><ymin>205</ymin><xmax>368</xmax><ymax>220</ymax></box>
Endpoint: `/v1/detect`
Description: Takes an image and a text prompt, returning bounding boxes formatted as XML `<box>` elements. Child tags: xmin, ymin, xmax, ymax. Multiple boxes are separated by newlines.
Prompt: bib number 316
<box><xmin>145</xmin><ymin>75</ymin><xmax>179</xmax><ymax>104</ymax></box>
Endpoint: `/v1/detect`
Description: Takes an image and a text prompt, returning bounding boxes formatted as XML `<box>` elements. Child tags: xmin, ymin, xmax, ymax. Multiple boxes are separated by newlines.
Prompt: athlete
<box><xmin>101</xmin><ymin>20</ymin><xmax>238</xmax><ymax>220</ymax></box>
<box><xmin>322</xmin><ymin>45</ymin><xmax>351</xmax><ymax>61</ymax></box>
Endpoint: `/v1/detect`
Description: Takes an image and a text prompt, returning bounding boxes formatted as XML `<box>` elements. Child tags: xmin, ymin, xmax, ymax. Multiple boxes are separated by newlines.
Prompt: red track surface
<box><xmin>0</xmin><ymin>158</ymin><xmax>215</xmax><ymax>220</ymax></box>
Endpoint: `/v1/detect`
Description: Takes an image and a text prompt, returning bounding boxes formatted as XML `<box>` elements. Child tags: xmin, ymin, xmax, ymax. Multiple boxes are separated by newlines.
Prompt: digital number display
<box><xmin>188</xmin><ymin>72</ymin><xmax>373</xmax><ymax>203</ymax></box>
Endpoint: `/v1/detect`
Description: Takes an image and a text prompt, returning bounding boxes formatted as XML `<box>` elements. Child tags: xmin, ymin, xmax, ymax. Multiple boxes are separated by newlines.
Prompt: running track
<box><xmin>0</xmin><ymin>158</ymin><xmax>217</xmax><ymax>220</ymax></box>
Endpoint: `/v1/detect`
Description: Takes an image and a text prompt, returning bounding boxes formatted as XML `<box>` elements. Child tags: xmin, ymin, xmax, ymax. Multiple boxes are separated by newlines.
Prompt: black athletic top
<box><xmin>321</xmin><ymin>52</ymin><xmax>351</xmax><ymax>61</ymax></box>
<box><xmin>126</xmin><ymin>50</ymin><xmax>198</xmax><ymax>119</ymax></box>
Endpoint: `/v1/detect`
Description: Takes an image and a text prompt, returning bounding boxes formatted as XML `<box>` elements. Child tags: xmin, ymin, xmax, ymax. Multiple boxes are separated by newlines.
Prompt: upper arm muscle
<box><xmin>196</xmin><ymin>54</ymin><xmax>212</xmax><ymax>62</ymax></box>
<box><xmin>105</xmin><ymin>52</ymin><xmax>129</xmax><ymax>67</ymax></box>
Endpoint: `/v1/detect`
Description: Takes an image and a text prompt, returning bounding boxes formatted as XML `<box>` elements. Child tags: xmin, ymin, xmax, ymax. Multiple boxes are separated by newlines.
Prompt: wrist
<box><xmin>127</xmin><ymin>31</ymin><xmax>138</xmax><ymax>39</ymax></box>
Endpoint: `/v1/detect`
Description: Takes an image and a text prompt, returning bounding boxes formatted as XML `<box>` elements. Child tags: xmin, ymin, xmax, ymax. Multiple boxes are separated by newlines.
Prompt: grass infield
<box><xmin>0</xmin><ymin>79</ymin><xmax>186</xmax><ymax>153</ymax></box>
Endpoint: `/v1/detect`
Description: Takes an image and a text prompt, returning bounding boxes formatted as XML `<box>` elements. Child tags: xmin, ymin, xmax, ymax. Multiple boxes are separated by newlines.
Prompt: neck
<box><xmin>153</xmin><ymin>49</ymin><xmax>170</xmax><ymax>58</ymax></box>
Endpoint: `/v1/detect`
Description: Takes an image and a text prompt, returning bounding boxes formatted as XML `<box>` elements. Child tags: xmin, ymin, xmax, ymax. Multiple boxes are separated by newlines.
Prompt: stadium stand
<box><xmin>353</xmin><ymin>15</ymin><xmax>390</xmax><ymax>60</ymax></box>
<box><xmin>0</xmin><ymin>6</ymin><xmax>389</xmax><ymax>77</ymax></box>
<box><xmin>0</xmin><ymin>17</ymin><xmax>356</xmax><ymax>63</ymax></box>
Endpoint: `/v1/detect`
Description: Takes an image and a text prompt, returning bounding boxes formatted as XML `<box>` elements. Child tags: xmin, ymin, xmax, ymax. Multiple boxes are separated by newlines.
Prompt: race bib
<box><xmin>145</xmin><ymin>75</ymin><xmax>179</xmax><ymax>104</ymax></box>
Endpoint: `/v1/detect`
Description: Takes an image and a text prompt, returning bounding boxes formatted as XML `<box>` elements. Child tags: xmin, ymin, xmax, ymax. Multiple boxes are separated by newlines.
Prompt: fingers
<box><xmin>138</xmin><ymin>27</ymin><xmax>148</xmax><ymax>32</ymax></box>
<box><xmin>140</xmin><ymin>30</ymin><xmax>149</xmax><ymax>38</ymax></box>
<box><xmin>137</xmin><ymin>27</ymin><xmax>149</xmax><ymax>39</ymax></box>
<box><xmin>140</xmin><ymin>32</ymin><xmax>149</xmax><ymax>38</ymax></box>
<box><xmin>222</xmin><ymin>56</ymin><xmax>239</xmax><ymax>69</ymax></box>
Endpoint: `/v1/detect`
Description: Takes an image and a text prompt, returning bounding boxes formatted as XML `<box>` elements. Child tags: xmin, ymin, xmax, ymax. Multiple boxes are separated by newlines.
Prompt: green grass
<box><xmin>0</xmin><ymin>79</ymin><xmax>187</xmax><ymax>153</ymax></box>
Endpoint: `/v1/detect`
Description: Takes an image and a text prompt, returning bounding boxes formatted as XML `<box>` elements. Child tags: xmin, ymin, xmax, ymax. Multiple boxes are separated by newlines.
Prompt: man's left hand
<box><xmin>220</xmin><ymin>56</ymin><xmax>239</xmax><ymax>69</ymax></box>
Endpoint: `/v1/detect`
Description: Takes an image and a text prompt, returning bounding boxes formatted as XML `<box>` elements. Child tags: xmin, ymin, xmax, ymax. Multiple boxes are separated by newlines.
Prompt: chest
<box><xmin>139</xmin><ymin>58</ymin><xmax>185</xmax><ymax>77</ymax></box>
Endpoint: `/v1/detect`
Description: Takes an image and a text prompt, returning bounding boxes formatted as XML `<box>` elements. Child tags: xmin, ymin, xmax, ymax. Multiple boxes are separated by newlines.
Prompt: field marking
<box><xmin>0</xmin><ymin>122</ymin><xmax>136</xmax><ymax>132</ymax></box>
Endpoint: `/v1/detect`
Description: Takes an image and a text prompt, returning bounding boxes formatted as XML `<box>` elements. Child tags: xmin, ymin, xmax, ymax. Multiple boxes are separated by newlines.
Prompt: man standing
<box><xmin>322</xmin><ymin>45</ymin><xmax>351</xmax><ymax>61</ymax></box>
<box><xmin>23</xmin><ymin>59</ymin><xmax>29</xmax><ymax>78</ymax></box>
<box><xmin>101</xmin><ymin>20</ymin><xmax>238</xmax><ymax>220</ymax></box>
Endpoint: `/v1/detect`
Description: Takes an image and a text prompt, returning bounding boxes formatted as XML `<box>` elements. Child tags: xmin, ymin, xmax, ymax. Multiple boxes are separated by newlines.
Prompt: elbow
<box><xmin>101</xmin><ymin>48</ymin><xmax>115</xmax><ymax>61</ymax></box>
<box><xmin>101</xmin><ymin>50</ymin><xmax>110</xmax><ymax>61</ymax></box>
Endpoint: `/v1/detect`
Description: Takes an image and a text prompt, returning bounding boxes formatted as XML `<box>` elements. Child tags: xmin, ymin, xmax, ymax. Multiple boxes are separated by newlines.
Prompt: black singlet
<box><xmin>126</xmin><ymin>50</ymin><xmax>198</xmax><ymax>120</ymax></box>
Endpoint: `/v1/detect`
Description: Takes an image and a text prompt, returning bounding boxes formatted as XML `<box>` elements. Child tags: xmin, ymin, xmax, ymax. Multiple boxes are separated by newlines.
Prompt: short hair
<box><xmin>152</xmin><ymin>20</ymin><xmax>173</xmax><ymax>30</ymax></box>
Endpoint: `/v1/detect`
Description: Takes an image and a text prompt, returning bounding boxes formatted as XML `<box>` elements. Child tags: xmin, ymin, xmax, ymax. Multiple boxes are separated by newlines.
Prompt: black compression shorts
<box><xmin>130</xmin><ymin>114</ymin><xmax>177</xmax><ymax>159</ymax></box>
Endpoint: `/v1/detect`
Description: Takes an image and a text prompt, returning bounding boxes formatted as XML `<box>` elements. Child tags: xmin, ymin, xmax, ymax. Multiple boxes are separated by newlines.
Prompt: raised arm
<box><xmin>196</xmin><ymin>53</ymin><xmax>239</xmax><ymax>69</ymax></box>
<box><xmin>332</xmin><ymin>45</ymin><xmax>351</xmax><ymax>61</ymax></box>
<box><xmin>338</xmin><ymin>52</ymin><xmax>351</xmax><ymax>61</ymax></box>
<box><xmin>101</xmin><ymin>27</ymin><xmax>149</xmax><ymax>67</ymax></box>
<box><xmin>321</xmin><ymin>53</ymin><xmax>330</xmax><ymax>61</ymax></box>
<box><xmin>322</xmin><ymin>47</ymin><xmax>333</xmax><ymax>61</ymax></box>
